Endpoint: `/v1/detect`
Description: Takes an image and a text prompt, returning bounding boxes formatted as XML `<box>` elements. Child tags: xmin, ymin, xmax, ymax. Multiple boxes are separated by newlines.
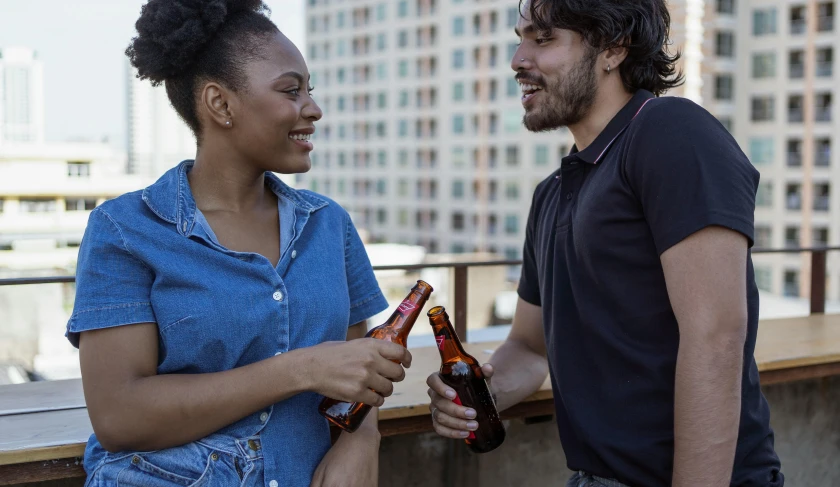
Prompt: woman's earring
<box><xmin>225</xmin><ymin>120</ymin><xmax>231</xmax><ymax>126</ymax></box>
<box><xmin>606</xmin><ymin>65</ymin><xmax>611</xmax><ymax>74</ymax></box>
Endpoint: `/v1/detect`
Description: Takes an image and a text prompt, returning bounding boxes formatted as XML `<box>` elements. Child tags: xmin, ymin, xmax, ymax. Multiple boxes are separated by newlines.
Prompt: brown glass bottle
<box><xmin>428</xmin><ymin>306</ymin><xmax>505</xmax><ymax>453</ymax></box>
<box><xmin>319</xmin><ymin>280</ymin><xmax>433</xmax><ymax>432</ymax></box>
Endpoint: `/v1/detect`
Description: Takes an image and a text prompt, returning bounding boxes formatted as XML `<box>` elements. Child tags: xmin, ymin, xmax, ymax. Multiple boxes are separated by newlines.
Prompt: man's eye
<box><xmin>535</xmin><ymin>37</ymin><xmax>551</xmax><ymax>45</ymax></box>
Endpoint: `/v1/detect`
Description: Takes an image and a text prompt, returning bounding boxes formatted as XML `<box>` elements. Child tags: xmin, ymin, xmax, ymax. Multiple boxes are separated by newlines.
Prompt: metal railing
<box><xmin>2</xmin><ymin>249</ymin><xmax>839</xmax><ymax>341</ymax></box>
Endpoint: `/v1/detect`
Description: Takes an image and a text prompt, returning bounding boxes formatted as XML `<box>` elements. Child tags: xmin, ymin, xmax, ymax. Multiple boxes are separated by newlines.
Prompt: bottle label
<box><xmin>397</xmin><ymin>301</ymin><xmax>417</xmax><ymax>317</ymax></box>
<box><xmin>452</xmin><ymin>394</ymin><xmax>476</xmax><ymax>439</ymax></box>
<box><xmin>435</xmin><ymin>335</ymin><xmax>445</xmax><ymax>350</ymax></box>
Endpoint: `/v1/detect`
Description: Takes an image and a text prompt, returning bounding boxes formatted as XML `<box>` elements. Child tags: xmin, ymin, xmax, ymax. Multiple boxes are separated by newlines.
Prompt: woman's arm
<box><xmin>80</xmin><ymin>322</ymin><xmax>410</xmax><ymax>452</ymax></box>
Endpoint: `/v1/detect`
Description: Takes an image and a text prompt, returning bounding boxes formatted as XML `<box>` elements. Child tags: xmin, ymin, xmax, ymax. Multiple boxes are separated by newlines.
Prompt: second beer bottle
<box><xmin>428</xmin><ymin>305</ymin><xmax>506</xmax><ymax>453</ymax></box>
<box><xmin>318</xmin><ymin>280</ymin><xmax>433</xmax><ymax>432</ymax></box>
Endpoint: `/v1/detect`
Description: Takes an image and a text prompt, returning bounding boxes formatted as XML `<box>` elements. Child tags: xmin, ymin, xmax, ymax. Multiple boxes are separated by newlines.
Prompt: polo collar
<box><xmin>567</xmin><ymin>90</ymin><xmax>655</xmax><ymax>164</ymax></box>
<box><xmin>142</xmin><ymin>160</ymin><xmax>329</xmax><ymax>237</ymax></box>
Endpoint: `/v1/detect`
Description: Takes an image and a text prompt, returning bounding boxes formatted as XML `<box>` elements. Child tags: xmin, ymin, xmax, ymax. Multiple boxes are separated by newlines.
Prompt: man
<box><xmin>426</xmin><ymin>1</ymin><xmax>784</xmax><ymax>486</ymax></box>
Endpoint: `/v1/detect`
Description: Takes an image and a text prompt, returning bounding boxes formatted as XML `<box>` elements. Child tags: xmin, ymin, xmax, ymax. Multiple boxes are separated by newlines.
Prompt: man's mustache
<box><xmin>514</xmin><ymin>73</ymin><xmax>545</xmax><ymax>86</ymax></box>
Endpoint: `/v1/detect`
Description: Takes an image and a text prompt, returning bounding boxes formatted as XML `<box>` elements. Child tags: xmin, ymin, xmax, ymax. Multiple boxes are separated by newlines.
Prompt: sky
<box><xmin>0</xmin><ymin>0</ymin><xmax>305</xmax><ymax>147</ymax></box>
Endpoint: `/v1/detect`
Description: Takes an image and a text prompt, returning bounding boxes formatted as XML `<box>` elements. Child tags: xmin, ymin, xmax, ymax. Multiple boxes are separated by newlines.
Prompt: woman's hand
<box><xmin>310</xmin><ymin>413</ymin><xmax>381</xmax><ymax>487</ymax></box>
<box><xmin>426</xmin><ymin>364</ymin><xmax>495</xmax><ymax>438</ymax></box>
<box><xmin>303</xmin><ymin>339</ymin><xmax>411</xmax><ymax>406</ymax></box>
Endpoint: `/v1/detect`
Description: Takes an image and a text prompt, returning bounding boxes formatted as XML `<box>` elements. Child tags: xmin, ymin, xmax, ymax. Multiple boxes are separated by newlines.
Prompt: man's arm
<box><xmin>426</xmin><ymin>298</ymin><xmax>548</xmax><ymax>437</ymax></box>
<box><xmin>661</xmin><ymin>226</ymin><xmax>748</xmax><ymax>487</ymax></box>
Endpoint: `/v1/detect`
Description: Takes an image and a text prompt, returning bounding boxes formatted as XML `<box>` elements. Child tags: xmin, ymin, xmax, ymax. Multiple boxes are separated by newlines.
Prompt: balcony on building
<box><xmin>790</xmin><ymin>6</ymin><xmax>807</xmax><ymax>35</ymax></box>
<box><xmin>788</xmin><ymin>95</ymin><xmax>804</xmax><ymax>123</ymax></box>
<box><xmin>816</xmin><ymin>93</ymin><xmax>833</xmax><ymax>122</ymax></box>
<box><xmin>786</xmin><ymin>184</ymin><xmax>802</xmax><ymax>210</ymax></box>
<box><xmin>787</xmin><ymin>139</ymin><xmax>803</xmax><ymax>167</ymax></box>
<box><xmin>816</xmin><ymin>138</ymin><xmax>832</xmax><ymax>167</ymax></box>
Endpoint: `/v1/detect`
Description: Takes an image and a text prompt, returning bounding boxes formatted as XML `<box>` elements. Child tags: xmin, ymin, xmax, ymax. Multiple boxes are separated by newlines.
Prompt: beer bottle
<box><xmin>428</xmin><ymin>305</ymin><xmax>505</xmax><ymax>453</ymax></box>
<box><xmin>319</xmin><ymin>280</ymin><xmax>434</xmax><ymax>432</ymax></box>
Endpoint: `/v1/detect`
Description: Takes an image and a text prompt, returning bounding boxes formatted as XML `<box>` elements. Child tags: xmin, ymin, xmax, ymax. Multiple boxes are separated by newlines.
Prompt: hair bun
<box><xmin>126</xmin><ymin>0</ymin><xmax>267</xmax><ymax>84</ymax></box>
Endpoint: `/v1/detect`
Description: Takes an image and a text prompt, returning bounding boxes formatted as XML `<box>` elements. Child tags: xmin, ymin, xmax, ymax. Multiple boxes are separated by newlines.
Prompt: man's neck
<box><xmin>568</xmin><ymin>87</ymin><xmax>635</xmax><ymax>152</ymax></box>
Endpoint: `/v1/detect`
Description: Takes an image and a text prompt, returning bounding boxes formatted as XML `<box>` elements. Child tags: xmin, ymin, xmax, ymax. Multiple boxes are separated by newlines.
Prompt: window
<box><xmin>398</xmin><ymin>30</ymin><xmax>408</xmax><ymax>47</ymax></box>
<box><xmin>755</xmin><ymin>266</ymin><xmax>772</xmax><ymax>291</ymax></box>
<box><xmin>717</xmin><ymin>0</ymin><xmax>735</xmax><ymax>14</ymax></box>
<box><xmin>817</xmin><ymin>2</ymin><xmax>834</xmax><ymax>32</ymax></box>
<box><xmin>377</xmin><ymin>208</ymin><xmax>387</xmax><ymax>224</ymax></box>
<box><xmin>398</xmin><ymin>0</ymin><xmax>408</xmax><ymax>17</ymax></box>
<box><xmin>718</xmin><ymin>117</ymin><xmax>733</xmax><ymax>132</ymax></box>
<box><xmin>752</xmin><ymin>52</ymin><xmax>776</xmax><ymax>78</ymax></box>
<box><xmin>507</xmin><ymin>78</ymin><xmax>519</xmax><ymax>98</ymax></box>
<box><xmin>753</xmin><ymin>8</ymin><xmax>777</xmax><ymax>36</ymax></box>
<box><xmin>507</xmin><ymin>6</ymin><xmax>519</xmax><ymax>27</ymax></box>
<box><xmin>337</xmin><ymin>11</ymin><xmax>346</xmax><ymax>28</ymax></box>
<box><xmin>452</xmin><ymin>212</ymin><xmax>465</xmax><ymax>231</ymax></box>
<box><xmin>814</xmin><ymin>183</ymin><xmax>830</xmax><ymax>211</ymax></box>
<box><xmin>65</xmin><ymin>198</ymin><xmax>97</xmax><ymax>211</ymax></box>
<box><xmin>790</xmin><ymin>6</ymin><xmax>806</xmax><ymax>34</ymax></box>
<box><xmin>714</xmin><ymin>74</ymin><xmax>733</xmax><ymax>100</ymax></box>
<box><xmin>504</xmin><ymin>215</ymin><xmax>519</xmax><ymax>234</ymax></box>
<box><xmin>505</xmin><ymin>145</ymin><xmax>519</xmax><ymax>166</ymax></box>
<box><xmin>789</xmin><ymin>95</ymin><xmax>804</xmax><ymax>122</ymax></box>
<box><xmin>20</xmin><ymin>198</ymin><xmax>57</xmax><ymax>213</ymax></box>
<box><xmin>751</xmin><ymin>96</ymin><xmax>775</xmax><ymax>121</ymax></box>
<box><xmin>398</xmin><ymin>209</ymin><xmax>408</xmax><ymax>226</ymax></box>
<box><xmin>814</xmin><ymin>227</ymin><xmax>830</xmax><ymax>246</ymax></box>
<box><xmin>816</xmin><ymin>138</ymin><xmax>832</xmax><ymax>167</ymax></box>
<box><xmin>376</xmin><ymin>122</ymin><xmax>387</xmax><ymax>137</ymax></box>
<box><xmin>399</xmin><ymin>90</ymin><xmax>409</xmax><ymax>107</ymax></box>
<box><xmin>398</xmin><ymin>150</ymin><xmax>409</xmax><ymax>167</ymax></box>
<box><xmin>786</xmin><ymin>184</ymin><xmax>802</xmax><ymax>210</ymax></box>
<box><xmin>535</xmin><ymin>145</ymin><xmax>548</xmax><ymax>165</ymax></box>
<box><xmin>377</xmin><ymin>62</ymin><xmax>388</xmax><ymax>79</ymax></box>
<box><xmin>453</xmin><ymin>82</ymin><xmax>464</xmax><ymax>101</ymax></box>
<box><xmin>755</xmin><ymin>225</ymin><xmax>773</xmax><ymax>248</ymax></box>
<box><xmin>399</xmin><ymin>120</ymin><xmax>408</xmax><ymax>137</ymax></box>
<box><xmin>452</xmin><ymin>147</ymin><xmax>466</xmax><ymax>168</ymax></box>
<box><xmin>756</xmin><ymin>183</ymin><xmax>774</xmax><ymax>207</ymax></box>
<box><xmin>0</xmin><ymin>199</ymin><xmax>4</xmax><ymax>213</ymax></box>
<box><xmin>377</xmin><ymin>33</ymin><xmax>387</xmax><ymax>51</ymax></box>
<box><xmin>452</xmin><ymin>180</ymin><xmax>464</xmax><ymax>198</ymax></box>
<box><xmin>503</xmin><ymin>109</ymin><xmax>521</xmax><ymax>134</ymax></box>
<box><xmin>453</xmin><ymin>115</ymin><xmax>465</xmax><ymax>134</ymax></box>
<box><xmin>816</xmin><ymin>47</ymin><xmax>833</xmax><ymax>77</ymax></box>
<box><xmin>398</xmin><ymin>60</ymin><xmax>408</xmax><ymax>78</ymax></box>
<box><xmin>453</xmin><ymin>49</ymin><xmax>465</xmax><ymax>69</ymax></box>
<box><xmin>377</xmin><ymin>92</ymin><xmax>387</xmax><ymax>109</ymax></box>
<box><xmin>749</xmin><ymin>137</ymin><xmax>774</xmax><ymax>164</ymax></box>
<box><xmin>377</xmin><ymin>3</ymin><xmax>386</xmax><ymax>21</ymax></box>
<box><xmin>715</xmin><ymin>31</ymin><xmax>735</xmax><ymax>57</ymax></box>
<box><xmin>67</xmin><ymin>161</ymin><xmax>91</xmax><ymax>178</ymax></box>
<box><xmin>816</xmin><ymin>93</ymin><xmax>832</xmax><ymax>122</ymax></box>
<box><xmin>789</xmin><ymin>50</ymin><xmax>805</xmax><ymax>79</ymax></box>
<box><xmin>453</xmin><ymin>17</ymin><xmax>465</xmax><ymax>36</ymax></box>
<box><xmin>783</xmin><ymin>270</ymin><xmax>800</xmax><ymax>297</ymax></box>
<box><xmin>337</xmin><ymin>68</ymin><xmax>345</xmax><ymax>84</ymax></box>
<box><xmin>788</xmin><ymin>139</ymin><xmax>803</xmax><ymax>166</ymax></box>
<box><xmin>505</xmin><ymin>181</ymin><xmax>519</xmax><ymax>200</ymax></box>
<box><xmin>377</xmin><ymin>180</ymin><xmax>387</xmax><ymax>196</ymax></box>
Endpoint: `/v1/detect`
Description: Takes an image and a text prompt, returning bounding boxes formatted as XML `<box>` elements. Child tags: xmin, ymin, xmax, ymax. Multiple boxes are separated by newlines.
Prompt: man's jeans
<box><xmin>567</xmin><ymin>471</ymin><xmax>631</xmax><ymax>487</ymax></box>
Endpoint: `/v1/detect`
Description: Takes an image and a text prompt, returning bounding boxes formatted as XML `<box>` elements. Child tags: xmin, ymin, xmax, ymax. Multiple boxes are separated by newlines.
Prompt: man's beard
<box><xmin>522</xmin><ymin>50</ymin><xmax>599</xmax><ymax>132</ymax></box>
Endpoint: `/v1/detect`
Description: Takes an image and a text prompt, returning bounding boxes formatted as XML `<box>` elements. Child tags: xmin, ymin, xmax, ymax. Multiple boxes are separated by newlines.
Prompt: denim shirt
<box><xmin>66</xmin><ymin>160</ymin><xmax>388</xmax><ymax>486</ymax></box>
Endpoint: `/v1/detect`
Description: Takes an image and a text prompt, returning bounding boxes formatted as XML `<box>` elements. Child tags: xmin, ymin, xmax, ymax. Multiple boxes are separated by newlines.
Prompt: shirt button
<box><xmin>270</xmin><ymin>481</ymin><xmax>278</xmax><ymax>487</ymax></box>
<box><xmin>260</xmin><ymin>412</ymin><xmax>269</xmax><ymax>422</ymax></box>
<box><xmin>273</xmin><ymin>291</ymin><xmax>284</xmax><ymax>301</ymax></box>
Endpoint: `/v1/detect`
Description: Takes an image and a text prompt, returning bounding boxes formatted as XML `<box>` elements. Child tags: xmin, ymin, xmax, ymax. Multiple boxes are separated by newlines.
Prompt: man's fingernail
<box><xmin>467</xmin><ymin>421</ymin><xmax>478</xmax><ymax>430</ymax></box>
<box><xmin>465</xmin><ymin>409</ymin><xmax>476</xmax><ymax>418</ymax></box>
<box><xmin>445</xmin><ymin>390</ymin><xmax>456</xmax><ymax>399</ymax></box>
<box><xmin>460</xmin><ymin>431</ymin><xmax>470</xmax><ymax>438</ymax></box>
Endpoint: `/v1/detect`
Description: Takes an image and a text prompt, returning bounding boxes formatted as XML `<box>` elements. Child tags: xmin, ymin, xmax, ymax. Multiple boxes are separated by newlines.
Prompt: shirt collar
<box><xmin>565</xmin><ymin>89</ymin><xmax>655</xmax><ymax>165</ymax></box>
<box><xmin>142</xmin><ymin>160</ymin><xmax>329</xmax><ymax>237</ymax></box>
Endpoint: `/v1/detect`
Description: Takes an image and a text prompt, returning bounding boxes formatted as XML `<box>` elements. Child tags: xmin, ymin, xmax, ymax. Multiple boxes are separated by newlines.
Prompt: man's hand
<box><xmin>426</xmin><ymin>365</ymin><xmax>494</xmax><ymax>438</ymax></box>
<box><xmin>310</xmin><ymin>412</ymin><xmax>380</xmax><ymax>487</ymax></box>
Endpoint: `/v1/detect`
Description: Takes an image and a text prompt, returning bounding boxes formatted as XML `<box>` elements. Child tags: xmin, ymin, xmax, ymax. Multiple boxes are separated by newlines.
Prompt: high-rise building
<box><xmin>0</xmin><ymin>47</ymin><xmax>45</xmax><ymax>145</ymax></box>
<box><xmin>734</xmin><ymin>0</ymin><xmax>837</xmax><ymax>299</ymax></box>
<box><xmin>302</xmin><ymin>0</ymin><xmax>579</xmax><ymax>259</ymax></box>
<box><xmin>126</xmin><ymin>63</ymin><xmax>196</xmax><ymax>178</ymax></box>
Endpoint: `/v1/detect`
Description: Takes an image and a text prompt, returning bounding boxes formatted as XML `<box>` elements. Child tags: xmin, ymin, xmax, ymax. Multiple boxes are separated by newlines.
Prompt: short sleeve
<box><xmin>517</xmin><ymin>190</ymin><xmax>542</xmax><ymax>306</ymax></box>
<box><xmin>66</xmin><ymin>208</ymin><xmax>156</xmax><ymax>348</ymax></box>
<box><xmin>625</xmin><ymin>99</ymin><xmax>760</xmax><ymax>255</ymax></box>
<box><xmin>343</xmin><ymin>213</ymin><xmax>389</xmax><ymax>326</ymax></box>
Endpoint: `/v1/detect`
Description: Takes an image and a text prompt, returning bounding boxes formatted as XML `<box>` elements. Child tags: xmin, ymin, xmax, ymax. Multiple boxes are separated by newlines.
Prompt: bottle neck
<box><xmin>383</xmin><ymin>284</ymin><xmax>432</xmax><ymax>339</ymax></box>
<box><xmin>429</xmin><ymin>312</ymin><xmax>466</xmax><ymax>359</ymax></box>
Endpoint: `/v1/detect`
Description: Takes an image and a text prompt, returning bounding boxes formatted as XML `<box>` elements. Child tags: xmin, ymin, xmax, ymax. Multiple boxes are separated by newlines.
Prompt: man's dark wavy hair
<box><xmin>521</xmin><ymin>0</ymin><xmax>684</xmax><ymax>95</ymax></box>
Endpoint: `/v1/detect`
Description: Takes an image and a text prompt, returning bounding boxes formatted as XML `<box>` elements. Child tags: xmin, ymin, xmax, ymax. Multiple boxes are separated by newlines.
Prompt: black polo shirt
<box><xmin>517</xmin><ymin>90</ymin><xmax>783</xmax><ymax>486</ymax></box>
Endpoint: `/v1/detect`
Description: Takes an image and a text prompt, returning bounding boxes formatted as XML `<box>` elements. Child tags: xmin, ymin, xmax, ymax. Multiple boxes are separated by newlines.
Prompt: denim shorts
<box><xmin>85</xmin><ymin>435</ymin><xmax>265</xmax><ymax>487</ymax></box>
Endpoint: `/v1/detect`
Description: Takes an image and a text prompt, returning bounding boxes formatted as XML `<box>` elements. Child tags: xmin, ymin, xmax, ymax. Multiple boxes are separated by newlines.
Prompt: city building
<box><xmin>733</xmin><ymin>0</ymin><xmax>837</xmax><ymax>298</ymax></box>
<box><xmin>0</xmin><ymin>47</ymin><xmax>45</xmax><ymax>146</ymax></box>
<box><xmin>126</xmin><ymin>63</ymin><xmax>196</xmax><ymax>178</ymax></box>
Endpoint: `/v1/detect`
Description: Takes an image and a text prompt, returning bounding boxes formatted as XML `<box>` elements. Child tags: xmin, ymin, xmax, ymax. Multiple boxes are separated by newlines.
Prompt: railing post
<box><xmin>453</xmin><ymin>265</ymin><xmax>468</xmax><ymax>342</ymax></box>
<box><xmin>810</xmin><ymin>250</ymin><xmax>827</xmax><ymax>314</ymax></box>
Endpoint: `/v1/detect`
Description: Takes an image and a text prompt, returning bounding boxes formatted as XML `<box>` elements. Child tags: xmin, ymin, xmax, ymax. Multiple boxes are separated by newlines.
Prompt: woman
<box><xmin>65</xmin><ymin>1</ymin><xmax>410</xmax><ymax>485</ymax></box>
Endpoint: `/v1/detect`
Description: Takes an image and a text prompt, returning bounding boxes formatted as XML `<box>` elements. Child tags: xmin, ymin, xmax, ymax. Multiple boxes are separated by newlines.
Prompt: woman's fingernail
<box><xmin>445</xmin><ymin>390</ymin><xmax>456</xmax><ymax>399</ymax></box>
<box><xmin>467</xmin><ymin>421</ymin><xmax>478</xmax><ymax>430</ymax></box>
<box><xmin>460</xmin><ymin>431</ymin><xmax>470</xmax><ymax>438</ymax></box>
<box><xmin>465</xmin><ymin>409</ymin><xmax>476</xmax><ymax>418</ymax></box>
